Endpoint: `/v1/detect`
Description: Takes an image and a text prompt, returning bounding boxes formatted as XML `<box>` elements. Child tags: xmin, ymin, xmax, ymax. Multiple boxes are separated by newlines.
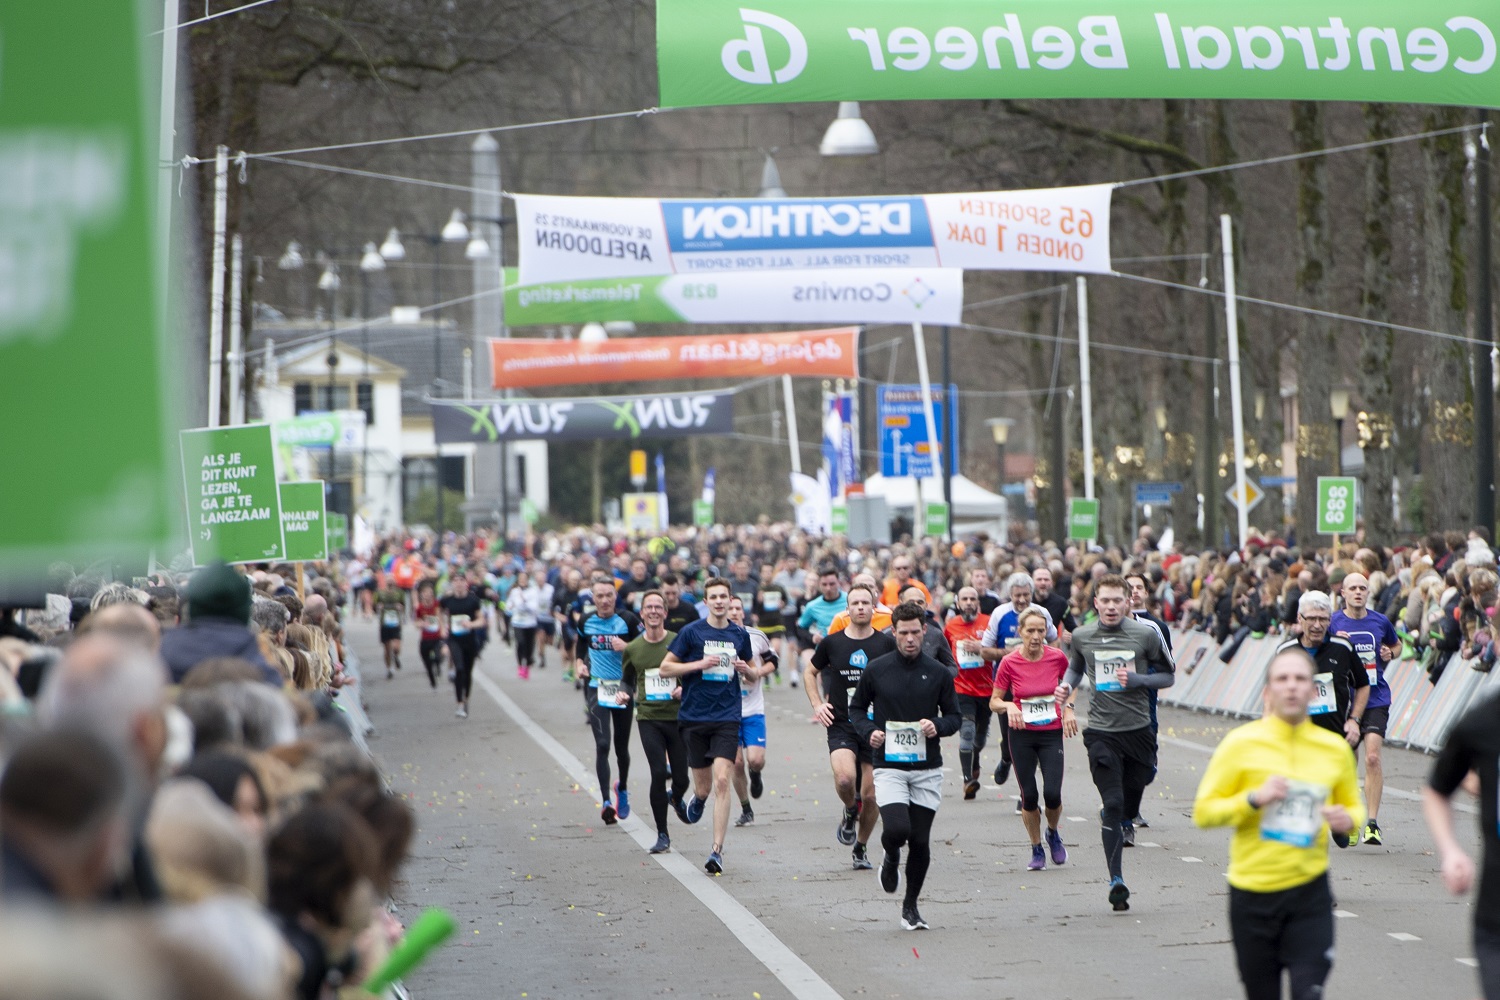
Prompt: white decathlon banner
<box><xmin>514</xmin><ymin>184</ymin><xmax>1113</xmax><ymax>284</ymax></box>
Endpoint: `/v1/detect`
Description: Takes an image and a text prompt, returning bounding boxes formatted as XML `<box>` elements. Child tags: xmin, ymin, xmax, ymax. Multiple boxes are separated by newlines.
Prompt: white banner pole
<box><xmin>1077</xmin><ymin>277</ymin><xmax>1095</xmax><ymax>500</ymax></box>
<box><xmin>1221</xmin><ymin>214</ymin><xmax>1250</xmax><ymax>553</ymax></box>
<box><xmin>208</xmin><ymin>145</ymin><xmax>228</xmax><ymax>426</ymax></box>
<box><xmin>782</xmin><ymin>373</ymin><xmax>802</xmax><ymax>475</ymax></box>
<box><xmin>911</xmin><ymin>322</ymin><xmax>943</xmax><ymax>530</ymax></box>
<box><xmin>228</xmin><ymin>234</ymin><xmax>244</xmax><ymax>425</ymax></box>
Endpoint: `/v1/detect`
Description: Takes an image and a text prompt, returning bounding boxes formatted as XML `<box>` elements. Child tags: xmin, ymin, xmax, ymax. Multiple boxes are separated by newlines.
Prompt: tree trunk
<box><xmin>1291</xmin><ymin>102</ymin><xmax>1337</xmax><ymax>546</ymax></box>
<box><xmin>1419</xmin><ymin>110</ymin><xmax>1475</xmax><ymax>531</ymax></box>
<box><xmin>1358</xmin><ymin>103</ymin><xmax>1399</xmax><ymax>544</ymax></box>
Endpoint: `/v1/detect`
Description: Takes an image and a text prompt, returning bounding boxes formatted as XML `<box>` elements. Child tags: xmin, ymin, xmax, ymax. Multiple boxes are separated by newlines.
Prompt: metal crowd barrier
<box><xmin>1160</xmin><ymin>628</ymin><xmax>1500</xmax><ymax>754</ymax></box>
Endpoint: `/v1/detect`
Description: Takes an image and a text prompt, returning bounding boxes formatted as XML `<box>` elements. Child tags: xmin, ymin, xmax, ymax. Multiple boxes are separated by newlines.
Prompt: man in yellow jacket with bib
<box><xmin>1193</xmin><ymin>647</ymin><xmax>1366</xmax><ymax>1000</ymax></box>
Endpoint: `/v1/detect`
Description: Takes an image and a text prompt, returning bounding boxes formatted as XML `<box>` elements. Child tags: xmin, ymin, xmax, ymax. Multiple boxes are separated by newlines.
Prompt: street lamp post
<box><xmin>1330</xmin><ymin>387</ymin><xmax>1351</xmax><ymax>477</ymax></box>
<box><xmin>988</xmin><ymin>418</ymin><xmax>1014</xmax><ymax>530</ymax></box>
<box><xmin>358</xmin><ymin>242</ymin><xmax>385</xmax><ymax>514</ymax></box>
<box><xmin>318</xmin><ymin>261</ymin><xmax>341</xmax><ymax>516</ymax></box>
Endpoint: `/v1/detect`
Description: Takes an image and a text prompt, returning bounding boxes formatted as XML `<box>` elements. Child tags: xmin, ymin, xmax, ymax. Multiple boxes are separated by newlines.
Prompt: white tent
<box><xmin>859</xmin><ymin>474</ymin><xmax>1008</xmax><ymax>535</ymax></box>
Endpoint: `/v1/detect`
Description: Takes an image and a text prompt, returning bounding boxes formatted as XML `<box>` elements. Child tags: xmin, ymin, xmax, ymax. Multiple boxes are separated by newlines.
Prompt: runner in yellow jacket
<box><xmin>1193</xmin><ymin>646</ymin><xmax>1365</xmax><ymax>1000</ymax></box>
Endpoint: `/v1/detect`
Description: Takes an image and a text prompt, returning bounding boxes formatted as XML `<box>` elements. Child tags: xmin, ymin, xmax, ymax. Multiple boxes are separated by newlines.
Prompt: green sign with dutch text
<box><xmin>1</xmin><ymin>0</ymin><xmax>176</xmax><ymax>591</ymax></box>
<box><xmin>1067</xmin><ymin>497</ymin><xmax>1100</xmax><ymax>542</ymax></box>
<box><xmin>693</xmin><ymin>499</ymin><xmax>715</xmax><ymax>527</ymax></box>
<box><xmin>278</xmin><ymin>481</ymin><xmax>327</xmax><ymax>562</ymax></box>
<box><xmin>923</xmin><ymin>501</ymin><xmax>949</xmax><ymax>538</ymax></box>
<box><xmin>830</xmin><ymin>503</ymin><xmax>849</xmax><ymax>535</ymax></box>
<box><xmin>180</xmin><ymin>425</ymin><xmax>285</xmax><ymax>565</ymax></box>
<box><xmin>658</xmin><ymin>2</ymin><xmax>1500</xmax><ymax>109</ymax></box>
<box><xmin>326</xmin><ymin>513</ymin><xmax>349</xmax><ymax>554</ymax></box>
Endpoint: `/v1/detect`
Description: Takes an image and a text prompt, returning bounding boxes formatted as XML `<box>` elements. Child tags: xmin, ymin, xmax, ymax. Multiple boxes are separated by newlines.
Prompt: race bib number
<box><xmin>596</xmin><ymin>678</ymin><xmax>624</xmax><ymax>709</ymax></box>
<box><xmin>760</xmin><ymin>591</ymin><xmax>781</xmax><ymax>611</ymax></box>
<box><xmin>1094</xmin><ymin>649</ymin><xmax>1135</xmax><ymax>692</ymax></box>
<box><xmin>382</xmin><ymin>610</ymin><xmax>400</xmax><ymax>629</ymax></box>
<box><xmin>1004</xmin><ymin>635</ymin><xmax>1022</xmax><ymax>649</ymax></box>
<box><xmin>957</xmin><ymin>643</ymin><xmax>983</xmax><ymax>671</ymax></box>
<box><xmin>450</xmin><ymin>615</ymin><xmax>471</xmax><ymax>636</ymax></box>
<box><xmin>702</xmin><ymin>640</ymin><xmax>736</xmax><ymax>681</ymax></box>
<box><xmin>644</xmin><ymin>669</ymin><xmax>674</xmax><ymax>702</ymax></box>
<box><xmin>1021</xmin><ymin>695</ymin><xmax>1058</xmax><ymax>728</ymax></box>
<box><xmin>885</xmin><ymin>720</ymin><xmax>926</xmax><ymax>763</ymax></box>
<box><xmin>1259</xmin><ymin>779</ymin><xmax>1328</xmax><ymax>849</ymax></box>
<box><xmin>423</xmin><ymin>615</ymin><xmax>438</xmax><ymax>632</ymax></box>
<box><xmin>1309</xmin><ymin>673</ymin><xmax>1337</xmax><ymax>716</ymax></box>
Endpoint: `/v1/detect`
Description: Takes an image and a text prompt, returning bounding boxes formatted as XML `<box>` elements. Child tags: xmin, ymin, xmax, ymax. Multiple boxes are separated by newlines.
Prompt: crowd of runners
<box><xmin>337</xmin><ymin>519</ymin><xmax>1500</xmax><ymax>996</ymax></box>
<box><xmin>3</xmin><ymin>519</ymin><xmax>1499</xmax><ymax>998</ymax></box>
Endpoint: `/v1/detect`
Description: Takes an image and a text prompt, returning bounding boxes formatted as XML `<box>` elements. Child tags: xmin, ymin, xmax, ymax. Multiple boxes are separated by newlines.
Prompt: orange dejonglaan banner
<box><xmin>490</xmin><ymin>327</ymin><xmax>860</xmax><ymax>389</ymax></box>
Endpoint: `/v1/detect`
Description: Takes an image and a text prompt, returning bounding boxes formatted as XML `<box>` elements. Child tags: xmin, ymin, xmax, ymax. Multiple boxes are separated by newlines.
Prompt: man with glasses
<box><xmin>880</xmin><ymin>556</ymin><xmax>930</xmax><ymax>609</ymax></box>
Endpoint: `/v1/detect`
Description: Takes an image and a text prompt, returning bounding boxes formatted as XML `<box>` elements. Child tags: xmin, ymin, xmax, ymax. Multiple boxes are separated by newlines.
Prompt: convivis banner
<box><xmin>432</xmin><ymin>392</ymin><xmax>735</xmax><ymax>443</ymax></box>
<box><xmin>656</xmin><ymin>1</ymin><xmax>1500</xmax><ymax>108</ymax></box>
<box><xmin>515</xmin><ymin>186</ymin><xmax>1112</xmax><ymax>283</ymax></box>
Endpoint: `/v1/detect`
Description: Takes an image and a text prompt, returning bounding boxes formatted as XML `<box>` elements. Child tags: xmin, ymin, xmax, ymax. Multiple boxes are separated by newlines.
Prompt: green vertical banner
<box><xmin>830</xmin><ymin>503</ymin><xmax>849</xmax><ymax>535</ymax></box>
<box><xmin>693</xmin><ymin>499</ymin><xmax>715</xmax><ymax>527</ymax></box>
<box><xmin>326</xmin><ymin>513</ymin><xmax>350</xmax><ymax>554</ymax></box>
<box><xmin>278</xmin><ymin>481</ymin><xmax>327</xmax><ymax>562</ymax></box>
<box><xmin>521</xmin><ymin>497</ymin><xmax>540</xmax><ymax>526</ymax></box>
<box><xmin>1067</xmin><ymin>497</ymin><xmax>1100</xmax><ymax>543</ymax></box>
<box><xmin>1316</xmin><ymin>476</ymin><xmax>1358</xmax><ymax>534</ymax></box>
<box><xmin>180</xmin><ymin>425</ymin><xmax>285</xmax><ymax>565</ymax></box>
<box><xmin>0</xmin><ymin>0</ymin><xmax>175</xmax><ymax>592</ymax></box>
<box><xmin>923</xmin><ymin>501</ymin><xmax>949</xmax><ymax>538</ymax></box>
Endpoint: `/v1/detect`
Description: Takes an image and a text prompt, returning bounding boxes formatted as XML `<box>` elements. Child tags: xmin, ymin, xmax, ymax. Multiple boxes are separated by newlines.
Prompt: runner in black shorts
<box><xmin>805</xmin><ymin>584</ymin><xmax>896</xmax><ymax>870</ymax></box>
<box><xmin>374</xmin><ymin>582</ymin><xmax>406</xmax><ymax>679</ymax></box>
<box><xmin>439</xmin><ymin>575</ymin><xmax>484</xmax><ymax>719</ymax></box>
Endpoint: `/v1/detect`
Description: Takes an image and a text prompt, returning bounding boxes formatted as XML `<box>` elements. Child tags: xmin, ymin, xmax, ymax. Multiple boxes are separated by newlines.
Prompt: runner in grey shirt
<box><xmin>1056</xmin><ymin>575</ymin><xmax>1174</xmax><ymax>912</ymax></box>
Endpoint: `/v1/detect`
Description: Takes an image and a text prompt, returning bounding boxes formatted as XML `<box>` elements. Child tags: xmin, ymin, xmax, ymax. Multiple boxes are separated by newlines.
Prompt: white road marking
<box><xmin>1067</xmin><ymin>816</ymin><xmax>1087</xmax><ymax>822</ymax></box>
<box><xmin>1333</xmin><ymin>910</ymin><xmax>1359</xmax><ymax>919</ymax></box>
<box><xmin>1179</xmin><ymin>856</ymin><xmax>1204</xmax><ymax>863</ymax></box>
<box><xmin>1136</xmin><ymin>841</ymin><xmax>1160</xmax><ymax>848</ymax></box>
<box><xmin>473</xmin><ymin>668</ymin><xmax>844</xmax><ymax>1000</ymax></box>
<box><xmin>1388</xmin><ymin>932</ymin><xmax>1422</xmax><ymax>942</ymax></box>
<box><xmin>1457</xmin><ymin>958</ymin><xmax>1479</xmax><ymax>968</ymax></box>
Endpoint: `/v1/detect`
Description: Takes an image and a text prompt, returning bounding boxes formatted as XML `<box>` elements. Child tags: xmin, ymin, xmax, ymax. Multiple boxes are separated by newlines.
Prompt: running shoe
<box><xmin>1121</xmin><ymin>822</ymin><xmax>1136</xmax><ymax>848</ymax></box>
<box><xmin>836</xmin><ymin>806</ymin><xmax>858</xmax><ymax>846</ymax></box>
<box><xmin>648</xmin><ymin>833</ymin><xmax>670</xmax><ymax>854</ymax></box>
<box><xmin>518</xmin><ymin>664</ymin><xmax>530</xmax><ymax>680</ymax></box>
<box><xmin>900</xmin><ymin>905</ymin><xmax>928</xmax><ymax>931</ymax></box>
<box><xmin>750</xmin><ymin>770</ymin><xmax>764</xmax><ymax>799</ymax></box>
<box><xmin>879</xmin><ymin>849</ymin><xmax>901</xmax><ymax>894</ymax></box>
<box><xmin>683</xmin><ymin>794</ymin><xmax>705</xmax><ymax>825</ymax></box>
<box><xmin>994</xmin><ymin>760</ymin><xmax>1012</xmax><ymax>786</ymax></box>
<box><xmin>705</xmin><ymin>850</ymin><xmax>723</xmax><ymax>875</ymax></box>
<box><xmin>387</xmin><ymin>667</ymin><xmax>394</xmax><ymax>680</ymax></box>
<box><xmin>1362</xmin><ymin>819</ymin><xmax>1382</xmax><ymax>846</ymax></box>
<box><xmin>671</xmin><ymin>793</ymin><xmax>691</xmax><ymax>825</ymax></box>
<box><xmin>851</xmin><ymin>844</ymin><xmax>873</xmax><ymax>870</ymax></box>
<box><xmin>963</xmin><ymin>778</ymin><xmax>980</xmax><ymax>800</ymax></box>
<box><xmin>455</xmin><ymin>705</ymin><xmax>468</xmax><ymax>719</ymax></box>
<box><xmin>1132</xmin><ymin>813</ymin><xmax>1150</xmax><ymax>828</ymax></box>
<box><xmin>1108</xmin><ymin>877</ymin><xmax>1131</xmax><ymax>911</ymax></box>
<box><xmin>1028</xmin><ymin>844</ymin><xmax>1046</xmax><ymax>871</ymax></box>
<box><xmin>734</xmin><ymin>807</ymin><xmax>755</xmax><ymax>827</ymax></box>
<box><xmin>1046</xmin><ymin>827</ymin><xmax>1068</xmax><ymax>866</ymax></box>
<box><xmin>614</xmin><ymin>783</ymin><xmax>630</xmax><ymax>821</ymax></box>
<box><xmin>395</xmin><ymin>656</ymin><xmax>402</xmax><ymax>671</ymax></box>
<box><xmin>601</xmin><ymin>802</ymin><xmax>617</xmax><ymax>825</ymax></box>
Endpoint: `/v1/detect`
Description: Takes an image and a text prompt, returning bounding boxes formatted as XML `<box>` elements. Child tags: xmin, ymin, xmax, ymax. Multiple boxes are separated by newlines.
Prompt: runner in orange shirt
<box><xmin>944</xmin><ymin>586</ymin><xmax>993</xmax><ymax>799</ymax></box>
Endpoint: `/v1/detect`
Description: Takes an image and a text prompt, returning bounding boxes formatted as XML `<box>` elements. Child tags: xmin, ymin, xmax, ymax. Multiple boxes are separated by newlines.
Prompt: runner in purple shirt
<box><xmin>1329</xmin><ymin>572</ymin><xmax>1400</xmax><ymax>847</ymax></box>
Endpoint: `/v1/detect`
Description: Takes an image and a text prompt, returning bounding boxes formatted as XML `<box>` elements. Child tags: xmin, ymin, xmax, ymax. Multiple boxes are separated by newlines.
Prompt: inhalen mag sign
<box><xmin>514</xmin><ymin>186</ymin><xmax>1112</xmax><ymax>284</ymax></box>
<box><xmin>656</xmin><ymin>1</ymin><xmax>1500</xmax><ymax>109</ymax></box>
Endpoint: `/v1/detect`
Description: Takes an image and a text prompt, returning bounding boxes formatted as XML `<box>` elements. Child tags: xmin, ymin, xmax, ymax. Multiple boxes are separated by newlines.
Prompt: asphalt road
<box><xmin>349</xmin><ymin>620</ymin><xmax>1488</xmax><ymax>1000</ymax></box>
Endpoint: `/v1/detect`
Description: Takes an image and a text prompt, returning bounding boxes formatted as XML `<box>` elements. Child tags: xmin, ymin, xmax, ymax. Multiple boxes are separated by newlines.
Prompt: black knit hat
<box><xmin>187</xmin><ymin>562</ymin><xmax>252</xmax><ymax>624</ymax></box>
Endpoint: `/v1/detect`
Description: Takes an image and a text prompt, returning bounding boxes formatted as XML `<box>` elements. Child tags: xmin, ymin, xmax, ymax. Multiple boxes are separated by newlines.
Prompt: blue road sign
<box><xmin>1133</xmin><ymin>481</ymin><xmax>1183</xmax><ymax>506</ymax></box>
<box><xmin>878</xmin><ymin>384</ymin><xmax>959</xmax><ymax>478</ymax></box>
<box><xmin>1259</xmin><ymin>476</ymin><xmax>1296</xmax><ymax>488</ymax></box>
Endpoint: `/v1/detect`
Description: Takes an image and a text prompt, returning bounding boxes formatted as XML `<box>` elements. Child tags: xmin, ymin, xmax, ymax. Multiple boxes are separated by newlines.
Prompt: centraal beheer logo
<box><xmin>721</xmin><ymin>8</ymin><xmax>807</xmax><ymax>85</ymax></box>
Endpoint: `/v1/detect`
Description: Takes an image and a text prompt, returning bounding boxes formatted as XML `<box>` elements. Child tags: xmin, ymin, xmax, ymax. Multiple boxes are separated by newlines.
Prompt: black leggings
<box><xmin>1010</xmin><ymin>727</ymin><xmax>1065</xmax><ymax>812</ymax></box>
<box><xmin>637</xmin><ymin>719</ymin><xmax>689</xmax><ymax>835</ymax></box>
<box><xmin>957</xmin><ymin>694</ymin><xmax>993</xmax><ymax>781</ymax></box>
<box><xmin>879</xmin><ymin>803</ymin><xmax>936</xmax><ymax>908</ymax></box>
<box><xmin>419</xmin><ymin>638</ymin><xmax>443</xmax><ymax>687</ymax></box>
<box><xmin>586</xmin><ymin>686</ymin><xmax>633</xmax><ymax>798</ymax></box>
<box><xmin>1229</xmin><ymin>874</ymin><xmax>1334</xmax><ymax>1000</ymax></box>
<box><xmin>1083</xmin><ymin>728</ymin><xmax>1156</xmax><ymax>881</ymax></box>
<box><xmin>514</xmin><ymin>626</ymin><xmax>537</xmax><ymax>666</ymax></box>
<box><xmin>447</xmin><ymin>638</ymin><xmax>476</xmax><ymax>702</ymax></box>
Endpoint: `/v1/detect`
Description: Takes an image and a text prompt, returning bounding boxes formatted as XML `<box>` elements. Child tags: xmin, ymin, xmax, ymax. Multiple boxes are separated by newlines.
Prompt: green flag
<box><xmin>278</xmin><ymin>481</ymin><xmax>327</xmax><ymax>562</ymax></box>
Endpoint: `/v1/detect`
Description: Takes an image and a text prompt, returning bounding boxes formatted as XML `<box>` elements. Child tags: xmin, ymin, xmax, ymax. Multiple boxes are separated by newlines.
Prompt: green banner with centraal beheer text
<box><xmin>657</xmin><ymin>1</ymin><xmax>1500</xmax><ymax>108</ymax></box>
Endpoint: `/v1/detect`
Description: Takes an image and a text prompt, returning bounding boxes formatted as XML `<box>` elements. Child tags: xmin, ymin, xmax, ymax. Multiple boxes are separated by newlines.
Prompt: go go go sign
<box><xmin>1316</xmin><ymin>477</ymin><xmax>1358</xmax><ymax>535</ymax></box>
